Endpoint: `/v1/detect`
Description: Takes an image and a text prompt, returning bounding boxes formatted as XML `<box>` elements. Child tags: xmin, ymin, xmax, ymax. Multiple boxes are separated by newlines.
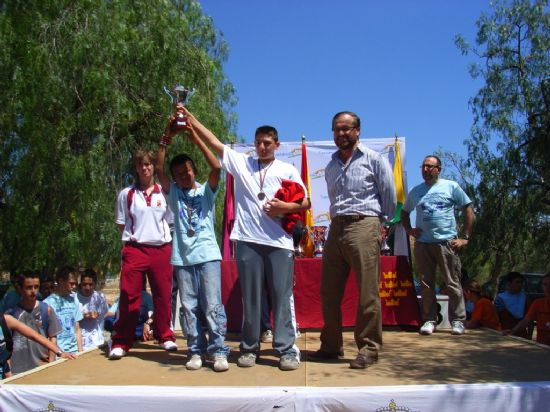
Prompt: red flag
<box><xmin>221</xmin><ymin>172</ymin><xmax>235</xmax><ymax>259</ymax></box>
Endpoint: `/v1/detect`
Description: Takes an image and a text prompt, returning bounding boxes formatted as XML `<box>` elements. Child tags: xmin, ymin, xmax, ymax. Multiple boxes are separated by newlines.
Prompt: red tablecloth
<box><xmin>221</xmin><ymin>256</ymin><xmax>420</xmax><ymax>331</ymax></box>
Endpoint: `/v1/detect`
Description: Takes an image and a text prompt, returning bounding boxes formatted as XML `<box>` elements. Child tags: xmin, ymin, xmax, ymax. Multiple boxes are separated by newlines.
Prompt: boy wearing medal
<box><xmin>157</xmin><ymin>114</ymin><xmax>230</xmax><ymax>372</ymax></box>
<box><xmin>180</xmin><ymin>107</ymin><xmax>310</xmax><ymax>371</ymax></box>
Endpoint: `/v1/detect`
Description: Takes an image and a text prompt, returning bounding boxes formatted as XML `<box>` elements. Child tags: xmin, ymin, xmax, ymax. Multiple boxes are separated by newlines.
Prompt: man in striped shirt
<box><xmin>313</xmin><ymin>111</ymin><xmax>396</xmax><ymax>370</ymax></box>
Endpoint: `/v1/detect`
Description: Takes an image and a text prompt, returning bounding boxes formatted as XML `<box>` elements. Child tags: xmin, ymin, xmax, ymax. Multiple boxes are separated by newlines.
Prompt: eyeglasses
<box><xmin>421</xmin><ymin>164</ymin><xmax>440</xmax><ymax>170</ymax></box>
<box><xmin>333</xmin><ymin>126</ymin><xmax>357</xmax><ymax>134</ymax></box>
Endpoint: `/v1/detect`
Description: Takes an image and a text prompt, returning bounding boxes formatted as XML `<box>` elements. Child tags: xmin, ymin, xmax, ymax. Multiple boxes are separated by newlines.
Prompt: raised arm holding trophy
<box><xmin>156</xmin><ymin>85</ymin><xmax>231</xmax><ymax>372</ymax></box>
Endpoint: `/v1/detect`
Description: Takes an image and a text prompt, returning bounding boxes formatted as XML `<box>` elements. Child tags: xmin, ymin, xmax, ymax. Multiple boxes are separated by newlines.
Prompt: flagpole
<box><xmin>221</xmin><ymin>141</ymin><xmax>235</xmax><ymax>259</ymax></box>
<box><xmin>300</xmin><ymin>134</ymin><xmax>315</xmax><ymax>257</ymax></box>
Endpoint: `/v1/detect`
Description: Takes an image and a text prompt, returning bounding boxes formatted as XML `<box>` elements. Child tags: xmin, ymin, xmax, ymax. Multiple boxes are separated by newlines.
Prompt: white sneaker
<box><xmin>186</xmin><ymin>354</ymin><xmax>202</xmax><ymax>370</ymax></box>
<box><xmin>261</xmin><ymin>330</ymin><xmax>273</xmax><ymax>343</ymax></box>
<box><xmin>419</xmin><ymin>321</ymin><xmax>436</xmax><ymax>335</ymax></box>
<box><xmin>161</xmin><ymin>340</ymin><xmax>178</xmax><ymax>351</ymax></box>
<box><xmin>108</xmin><ymin>347</ymin><xmax>127</xmax><ymax>360</ymax></box>
<box><xmin>237</xmin><ymin>352</ymin><xmax>257</xmax><ymax>367</ymax></box>
<box><xmin>451</xmin><ymin>320</ymin><xmax>465</xmax><ymax>335</ymax></box>
<box><xmin>212</xmin><ymin>355</ymin><xmax>229</xmax><ymax>372</ymax></box>
<box><xmin>279</xmin><ymin>355</ymin><xmax>300</xmax><ymax>371</ymax></box>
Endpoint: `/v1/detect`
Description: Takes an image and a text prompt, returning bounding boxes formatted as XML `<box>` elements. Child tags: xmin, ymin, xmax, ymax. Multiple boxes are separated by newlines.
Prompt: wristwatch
<box><xmin>463</xmin><ymin>234</ymin><xmax>470</xmax><ymax>240</ymax></box>
<box><xmin>56</xmin><ymin>350</ymin><xmax>62</xmax><ymax>357</ymax></box>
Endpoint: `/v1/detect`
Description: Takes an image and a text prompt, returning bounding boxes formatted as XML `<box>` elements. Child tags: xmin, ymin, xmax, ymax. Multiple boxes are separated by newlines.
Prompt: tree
<box><xmin>452</xmin><ymin>0</ymin><xmax>550</xmax><ymax>284</ymax></box>
<box><xmin>0</xmin><ymin>0</ymin><xmax>236</xmax><ymax>274</ymax></box>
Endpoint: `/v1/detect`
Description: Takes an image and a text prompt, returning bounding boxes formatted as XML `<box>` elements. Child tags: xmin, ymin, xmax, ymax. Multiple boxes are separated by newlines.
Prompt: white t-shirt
<box><xmin>115</xmin><ymin>184</ymin><xmax>172</xmax><ymax>245</ymax></box>
<box><xmin>222</xmin><ymin>146</ymin><xmax>306</xmax><ymax>251</ymax></box>
<box><xmin>77</xmin><ymin>291</ymin><xmax>109</xmax><ymax>350</ymax></box>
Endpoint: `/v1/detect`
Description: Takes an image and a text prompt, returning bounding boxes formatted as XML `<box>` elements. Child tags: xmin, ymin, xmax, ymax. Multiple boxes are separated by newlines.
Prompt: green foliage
<box><xmin>0</xmin><ymin>0</ymin><xmax>236</xmax><ymax>274</ymax></box>
<box><xmin>450</xmin><ymin>0</ymin><xmax>550</xmax><ymax>284</ymax></box>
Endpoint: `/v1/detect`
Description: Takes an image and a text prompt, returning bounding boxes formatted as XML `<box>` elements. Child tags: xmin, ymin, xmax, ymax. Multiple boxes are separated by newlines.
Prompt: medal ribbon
<box><xmin>257</xmin><ymin>159</ymin><xmax>274</xmax><ymax>198</ymax></box>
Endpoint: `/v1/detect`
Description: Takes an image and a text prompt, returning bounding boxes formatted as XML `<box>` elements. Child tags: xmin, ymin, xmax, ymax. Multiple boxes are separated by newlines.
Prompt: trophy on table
<box><xmin>380</xmin><ymin>224</ymin><xmax>392</xmax><ymax>256</ymax></box>
<box><xmin>312</xmin><ymin>226</ymin><xmax>328</xmax><ymax>257</ymax></box>
<box><xmin>163</xmin><ymin>84</ymin><xmax>196</xmax><ymax>130</ymax></box>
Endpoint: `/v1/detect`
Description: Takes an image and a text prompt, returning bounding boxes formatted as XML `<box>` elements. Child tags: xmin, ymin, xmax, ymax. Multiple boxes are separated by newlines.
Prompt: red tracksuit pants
<box><xmin>112</xmin><ymin>242</ymin><xmax>175</xmax><ymax>351</ymax></box>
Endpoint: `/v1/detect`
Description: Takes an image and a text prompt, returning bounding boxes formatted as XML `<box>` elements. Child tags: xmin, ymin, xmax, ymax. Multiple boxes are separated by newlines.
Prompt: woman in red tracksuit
<box><xmin>109</xmin><ymin>149</ymin><xmax>177</xmax><ymax>359</ymax></box>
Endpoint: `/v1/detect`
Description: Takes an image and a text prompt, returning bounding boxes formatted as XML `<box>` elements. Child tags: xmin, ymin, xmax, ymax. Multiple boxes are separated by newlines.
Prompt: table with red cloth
<box><xmin>221</xmin><ymin>256</ymin><xmax>421</xmax><ymax>332</ymax></box>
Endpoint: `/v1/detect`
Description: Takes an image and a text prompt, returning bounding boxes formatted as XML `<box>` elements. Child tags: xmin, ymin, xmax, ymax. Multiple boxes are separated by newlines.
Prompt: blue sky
<box><xmin>198</xmin><ymin>0</ymin><xmax>492</xmax><ymax>189</ymax></box>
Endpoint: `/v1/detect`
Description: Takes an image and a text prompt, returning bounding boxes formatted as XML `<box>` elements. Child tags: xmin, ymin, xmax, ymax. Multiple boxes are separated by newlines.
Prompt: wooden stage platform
<box><xmin>4</xmin><ymin>328</ymin><xmax>550</xmax><ymax>386</ymax></box>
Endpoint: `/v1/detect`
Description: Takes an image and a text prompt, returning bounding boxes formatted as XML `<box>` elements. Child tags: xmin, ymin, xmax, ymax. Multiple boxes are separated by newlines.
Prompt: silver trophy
<box><xmin>163</xmin><ymin>84</ymin><xmax>196</xmax><ymax>129</ymax></box>
<box><xmin>380</xmin><ymin>225</ymin><xmax>392</xmax><ymax>256</ymax></box>
<box><xmin>312</xmin><ymin>226</ymin><xmax>328</xmax><ymax>256</ymax></box>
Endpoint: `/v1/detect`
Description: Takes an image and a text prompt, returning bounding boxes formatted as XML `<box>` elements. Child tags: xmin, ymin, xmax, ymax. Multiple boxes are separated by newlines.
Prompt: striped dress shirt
<box><xmin>325</xmin><ymin>143</ymin><xmax>396</xmax><ymax>221</ymax></box>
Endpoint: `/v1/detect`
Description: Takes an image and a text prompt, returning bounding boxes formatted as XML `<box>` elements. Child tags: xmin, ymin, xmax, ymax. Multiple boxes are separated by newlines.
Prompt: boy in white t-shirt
<box><xmin>76</xmin><ymin>269</ymin><xmax>109</xmax><ymax>350</ymax></box>
<box><xmin>180</xmin><ymin>106</ymin><xmax>310</xmax><ymax>371</ymax></box>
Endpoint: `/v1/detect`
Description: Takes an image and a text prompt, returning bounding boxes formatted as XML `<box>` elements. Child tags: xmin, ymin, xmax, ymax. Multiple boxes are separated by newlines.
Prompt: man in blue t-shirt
<box><xmin>402</xmin><ymin>155</ymin><xmax>475</xmax><ymax>336</ymax></box>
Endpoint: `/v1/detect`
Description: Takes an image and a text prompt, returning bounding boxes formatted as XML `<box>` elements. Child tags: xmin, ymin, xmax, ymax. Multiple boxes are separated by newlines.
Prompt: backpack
<box><xmin>38</xmin><ymin>301</ymin><xmax>50</xmax><ymax>336</ymax></box>
<box><xmin>0</xmin><ymin>313</ymin><xmax>13</xmax><ymax>363</ymax></box>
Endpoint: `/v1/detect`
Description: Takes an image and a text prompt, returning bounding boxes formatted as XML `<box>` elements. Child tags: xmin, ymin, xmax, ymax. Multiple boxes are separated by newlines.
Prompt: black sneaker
<box><xmin>309</xmin><ymin>349</ymin><xmax>345</xmax><ymax>360</ymax></box>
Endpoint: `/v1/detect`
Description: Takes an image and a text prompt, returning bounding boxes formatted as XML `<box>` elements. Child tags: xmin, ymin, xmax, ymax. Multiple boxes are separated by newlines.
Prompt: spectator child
<box><xmin>1</xmin><ymin>312</ymin><xmax>76</xmax><ymax>379</ymax></box>
<box><xmin>505</xmin><ymin>273</ymin><xmax>550</xmax><ymax>346</ymax></box>
<box><xmin>7</xmin><ymin>272</ymin><xmax>63</xmax><ymax>374</ymax></box>
<box><xmin>38</xmin><ymin>275</ymin><xmax>55</xmax><ymax>301</ymax></box>
<box><xmin>44</xmin><ymin>266</ymin><xmax>83</xmax><ymax>354</ymax></box>
<box><xmin>464</xmin><ymin>280</ymin><xmax>501</xmax><ymax>331</ymax></box>
<box><xmin>0</xmin><ymin>272</ymin><xmax>21</xmax><ymax>312</ymax></box>
<box><xmin>77</xmin><ymin>269</ymin><xmax>109</xmax><ymax>350</ymax></box>
<box><xmin>105</xmin><ymin>279</ymin><xmax>154</xmax><ymax>342</ymax></box>
<box><xmin>495</xmin><ymin>272</ymin><xmax>532</xmax><ymax>338</ymax></box>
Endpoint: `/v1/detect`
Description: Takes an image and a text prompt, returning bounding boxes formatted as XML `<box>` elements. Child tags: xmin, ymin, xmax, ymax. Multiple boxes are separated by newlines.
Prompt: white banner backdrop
<box><xmin>232</xmin><ymin>138</ymin><xmax>409</xmax><ymax>255</ymax></box>
<box><xmin>1</xmin><ymin>382</ymin><xmax>549</xmax><ymax>412</ymax></box>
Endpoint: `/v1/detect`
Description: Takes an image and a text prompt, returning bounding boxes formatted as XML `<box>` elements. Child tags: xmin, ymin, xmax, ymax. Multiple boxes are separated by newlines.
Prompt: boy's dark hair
<box><xmin>56</xmin><ymin>265</ymin><xmax>76</xmax><ymax>282</ymax></box>
<box><xmin>16</xmin><ymin>271</ymin><xmax>40</xmax><ymax>287</ymax></box>
<box><xmin>80</xmin><ymin>268</ymin><xmax>98</xmax><ymax>284</ymax></box>
<box><xmin>169</xmin><ymin>154</ymin><xmax>197</xmax><ymax>176</ymax></box>
<box><xmin>255</xmin><ymin>125</ymin><xmax>279</xmax><ymax>142</ymax></box>
<box><xmin>505</xmin><ymin>271</ymin><xmax>524</xmax><ymax>283</ymax></box>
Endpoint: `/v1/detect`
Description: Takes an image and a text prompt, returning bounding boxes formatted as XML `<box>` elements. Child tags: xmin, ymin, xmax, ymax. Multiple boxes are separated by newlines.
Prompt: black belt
<box><xmin>124</xmin><ymin>241</ymin><xmax>168</xmax><ymax>248</ymax></box>
<box><xmin>331</xmin><ymin>215</ymin><xmax>367</xmax><ymax>223</ymax></box>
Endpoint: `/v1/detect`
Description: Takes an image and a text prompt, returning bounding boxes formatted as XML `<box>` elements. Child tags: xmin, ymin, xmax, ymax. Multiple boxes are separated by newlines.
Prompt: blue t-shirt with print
<box><xmin>168</xmin><ymin>181</ymin><xmax>222</xmax><ymax>266</ymax></box>
<box><xmin>44</xmin><ymin>293</ymin><xmax>83</xmax><ymax>353</ymax></box>
<box><xmin>403</xmin><ymin>178</ymin><xmax>472</xmax><ymax>243</ymax></box>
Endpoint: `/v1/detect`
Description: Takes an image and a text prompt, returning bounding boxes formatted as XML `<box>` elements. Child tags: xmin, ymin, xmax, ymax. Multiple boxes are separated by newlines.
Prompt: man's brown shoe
<box><xmin>349</xmin><ymin>352</ymin><xmax>378</xmax><ymax>369</ymax></box>
<box><xmin>309</xmin><ymin>349</ymin><xmax>345</xmax><ymax>360</ymax></box>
